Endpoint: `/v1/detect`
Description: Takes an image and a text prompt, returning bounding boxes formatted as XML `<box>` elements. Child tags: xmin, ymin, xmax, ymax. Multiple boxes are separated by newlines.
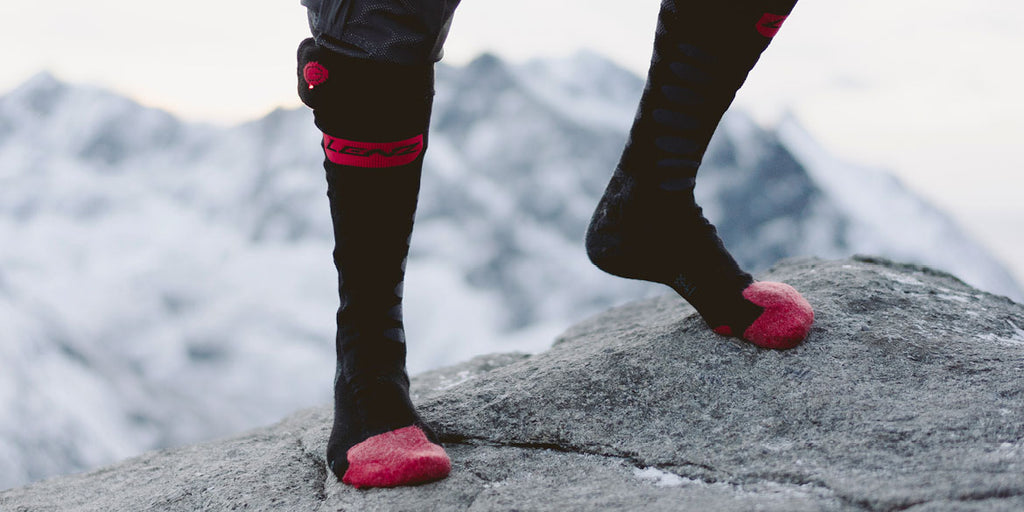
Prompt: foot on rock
<box><xmin>712</xmin><ymin>281</ymin><xmax>814</xmax><ymax>350</ymax></box>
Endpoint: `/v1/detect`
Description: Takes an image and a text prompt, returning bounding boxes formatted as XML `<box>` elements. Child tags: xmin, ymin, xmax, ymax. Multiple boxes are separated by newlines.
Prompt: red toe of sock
<box><xmin>342</xmin><ymin>425</ymin><xmax>451</xmax><ymax>489</ymax></box>
<box><xmin>740</xmin><ymin>281</ymin><xmax>814</xmax><ymax>350</ymax></box>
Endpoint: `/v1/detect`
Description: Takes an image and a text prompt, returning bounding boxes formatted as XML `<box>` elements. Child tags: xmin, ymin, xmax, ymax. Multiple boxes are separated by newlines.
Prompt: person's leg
<box><xmin>297</xmin><ymin>0</ymin><xmax>460</xmax><ymax>488</ymax></box>
<box><xmin>586</xmin><ymin>0</ymin><xmax>813</xmax><ymax>349</ymax></box>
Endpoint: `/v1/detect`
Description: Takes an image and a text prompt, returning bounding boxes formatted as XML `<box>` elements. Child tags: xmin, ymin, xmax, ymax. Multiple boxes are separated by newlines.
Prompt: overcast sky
<box><xmin>2</xmin><ymin>0</ymin><xmax>1023</xmax><ymax>280</ymax></box>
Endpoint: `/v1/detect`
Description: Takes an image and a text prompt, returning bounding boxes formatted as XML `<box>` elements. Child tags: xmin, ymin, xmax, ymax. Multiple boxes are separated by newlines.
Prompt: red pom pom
<box><xmin>303</xmin><ymin>61</ymin><xmax>329</xmax><ymax>89</ymax></box>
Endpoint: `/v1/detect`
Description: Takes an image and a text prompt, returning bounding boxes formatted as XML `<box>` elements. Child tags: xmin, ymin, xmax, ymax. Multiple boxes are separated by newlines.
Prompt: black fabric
<box><xmin>586</xmin><ymin>0</ymin><xmax>798</xmax><ymax>334</ymax></box>
<box><xmin>298</xmin><ymin>38</ymin><xmax>435</xmax><ymax>138</ymax></box>
<box><xmin>301</xmin><ymin>0</ymin><xmax>461</xmax><ymax>64</ymax></box>
<box><xmin>298</xmin><ymin>38</ymin><xmax>439</xmax><ymax>478</ymax></box>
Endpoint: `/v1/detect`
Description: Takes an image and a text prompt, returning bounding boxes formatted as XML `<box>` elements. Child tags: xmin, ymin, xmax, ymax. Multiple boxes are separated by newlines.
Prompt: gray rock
<box><xmin>3</xmin><ymin>257</ymin><xmax>1023</xmax><ymax>511</ymax></box>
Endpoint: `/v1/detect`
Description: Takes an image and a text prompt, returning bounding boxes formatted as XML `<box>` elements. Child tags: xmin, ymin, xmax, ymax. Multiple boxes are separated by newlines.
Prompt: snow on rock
<box><xmin>633</xmin><ymin>467</ymin><xmax>690</xmax><ymax>487</ymax></box>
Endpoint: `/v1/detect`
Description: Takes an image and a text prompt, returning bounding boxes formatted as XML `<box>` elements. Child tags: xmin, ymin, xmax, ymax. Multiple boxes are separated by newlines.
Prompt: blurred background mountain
<box><xmin>1</xmin><ymin>52</ymin><xmax>1020</xmax><ymax>489</ymax></box>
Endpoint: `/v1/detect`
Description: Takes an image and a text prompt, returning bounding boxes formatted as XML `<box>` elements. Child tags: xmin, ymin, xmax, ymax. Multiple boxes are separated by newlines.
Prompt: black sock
<box><xmin>297</xmin><ymin>39</ymin><xmax>448</xmax><ymax>484</ymax></box>
<box><xmin>587</xmin><ymin>0</ymin><xmax>806</xmax><ymax>339</ymax></box>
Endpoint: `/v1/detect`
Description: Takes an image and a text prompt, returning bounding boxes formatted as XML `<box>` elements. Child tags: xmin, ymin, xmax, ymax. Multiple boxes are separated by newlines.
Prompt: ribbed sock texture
<box><xmin>298</xmin><ymin>38</ymin><xmax>450</xmax><ymax>486</ymax></box>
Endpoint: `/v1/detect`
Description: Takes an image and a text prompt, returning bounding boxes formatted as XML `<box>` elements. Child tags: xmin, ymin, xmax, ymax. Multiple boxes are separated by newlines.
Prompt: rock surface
<box><xmin>3</xmin><ymin>257</ymin><xmax>1023</xmax><ymax>511</ymax></box>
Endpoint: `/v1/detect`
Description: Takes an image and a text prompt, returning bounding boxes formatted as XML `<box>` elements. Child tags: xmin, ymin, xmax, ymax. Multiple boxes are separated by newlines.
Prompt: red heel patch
<box><xmin>342</xmin><ymin>425</ymin><xmax>451</xmax><ymax>488</ymax></box>
<box><xmin>740</xmin><ymin>281</ymin><xmax>814</xmax><ymax>349</ymax></box>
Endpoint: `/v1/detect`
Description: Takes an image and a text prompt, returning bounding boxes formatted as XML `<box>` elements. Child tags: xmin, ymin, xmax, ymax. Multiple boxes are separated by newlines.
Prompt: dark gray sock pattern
<box><xmin>586</xmin><ymin>0</ymin><xmax>798</xmax><ymax>333</ymax></box>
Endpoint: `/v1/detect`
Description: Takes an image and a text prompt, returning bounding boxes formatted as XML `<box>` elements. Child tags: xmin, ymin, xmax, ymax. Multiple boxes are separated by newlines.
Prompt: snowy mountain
<box><xmin>1</xmin><ymin>52</ymin><xmax>1020</xmax><ymax>489</ymax></box>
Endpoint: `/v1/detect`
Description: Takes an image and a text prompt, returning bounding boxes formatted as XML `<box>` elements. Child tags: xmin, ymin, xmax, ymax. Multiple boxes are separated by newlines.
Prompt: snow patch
<box><xmin>880</xmin><ymin>272</ymin><xmax>925</xmax><ymax>287</ymax></box>
<box><xmin>632</xmin><ymin>467</ymin><xmax>690</xmax><ymax>487</ymax></box>
<box><xmin>975</xmin><ymin>321</ymin><xmax>1024</xmax><ymax>346</ymax></box>
<box><xmin>434</xmin><ymin>370</ymin><xmax>475</xmax><ymax>391</ymax></box>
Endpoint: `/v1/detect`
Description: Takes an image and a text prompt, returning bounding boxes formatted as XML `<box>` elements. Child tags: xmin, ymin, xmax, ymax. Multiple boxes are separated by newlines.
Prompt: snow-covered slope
<box><xmin>1</xmin><ymin>54</ymin><xmax>1019</xmax><ymax>489</ymax></box>
<box><xmin>775</xmin><ymin>116</ymin><xmax>1023</xmax><ymax>299</ymax></box>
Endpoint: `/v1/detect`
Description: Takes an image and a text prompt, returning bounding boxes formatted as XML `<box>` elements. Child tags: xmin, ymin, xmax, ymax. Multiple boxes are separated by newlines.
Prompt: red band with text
<box><xmin>756</xmin><ymin>13</ymin><xmax>788</xmax><ymax>38</ymax></box>
<box><xmin>323</xmin><ymin>133</ymin><xmax>424</xmax><ymax>168</ymax></box>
